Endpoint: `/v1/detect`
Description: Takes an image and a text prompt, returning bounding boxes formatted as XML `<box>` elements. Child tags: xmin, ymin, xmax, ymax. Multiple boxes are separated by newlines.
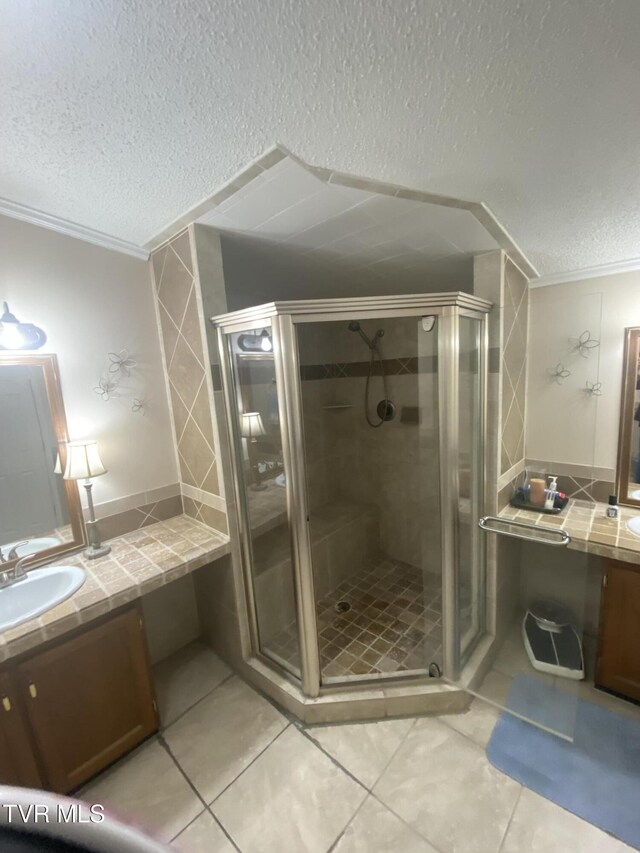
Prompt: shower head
<box><xmin>348</xmin><ymin>320</ymin><xmax>383</xmax><ymax>350</ymax></box>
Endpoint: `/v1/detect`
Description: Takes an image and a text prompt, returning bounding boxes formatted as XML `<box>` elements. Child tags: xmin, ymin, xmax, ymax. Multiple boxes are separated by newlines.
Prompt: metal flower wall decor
<box><xmin>584</xmin><ymin>380</ymin><xmax>603</xmax><ymax>397</ymax></box>
<box><xmin>108</xmin><ymin>349</ymin><xmax>137</xmax><ymax>376</ymax></box>
<box><xmin>548</xmin><ymin>363</ymin><xmax>572</xmax><ymax>384</ymax></box>
<box><xmin>570</xmin><ymin>330</ymin><xmax>600</xmax><ymax>359</ymax></box>
<box><xmin>93</xmin><ymin>375</ymin><xmax>119</xmax><ymax>402</ymax></box>
<box><xmin>94</xmin><ymin>348</ymin><xmax>147</xmax><ymax>414</ymax></box>
<box><xmin>547</xmin><ymin>329</ymin><xmax>602</xmax><ymax>398</ymax></box>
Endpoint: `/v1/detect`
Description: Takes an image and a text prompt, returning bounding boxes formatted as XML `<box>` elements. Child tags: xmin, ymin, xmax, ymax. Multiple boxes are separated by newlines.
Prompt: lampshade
<box><xmin>63</xmin><ymin>440</ymin><xmax>107</xmax><ymax>480</ymax></box>
<box><xmin>241</xmin><ymin>412</ymin><xmax>266</xmax><ymax>439</ymax></box>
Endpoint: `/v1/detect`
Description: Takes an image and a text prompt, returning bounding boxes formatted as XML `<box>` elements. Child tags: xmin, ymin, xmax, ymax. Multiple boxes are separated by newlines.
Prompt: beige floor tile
<box><xmin>373</xmin><ymin>717</ymin><xmax>521</xmax><ymax>853</ymax></box>
<box><xmin>213</xmin><ymin>726</ymin><xmax>367</xmax><ymax>853</ymax></box>
<box><xmin>306</xmin><ymin>717</ymin><xmax>414</xmax><ymax>787</ymax></box>
<box><xmin>501</xmin><ymin>788</ymin><xmax>633</xmax><ymax>852</ymax></box>
<box><xmin>171</xmin><ymin>810</ymin><xmax>236</xmax><ymax>852</ymax></box>
<box><xmin>155</xmin><ymin>640</ymin><xmax>231</xmax><ymax>726</ymax></box>
<box><xmin>334</xmin><ymin>795</ymin><xmax>438</xmax><ymax>852</ymax></box>
<box><xmin>440</xmin><ymin>669</ymin><xmax>510</xmax><ymax>747</ymax></box>
<box><xmin>80</xmin><ymin>739</ymin><xmax>202</xmax><ymax>843</ymax></box>
<box><xmin>164</xmin><ymin>675</ymin><xmax>287</xmax><ymax>803</ymax></box>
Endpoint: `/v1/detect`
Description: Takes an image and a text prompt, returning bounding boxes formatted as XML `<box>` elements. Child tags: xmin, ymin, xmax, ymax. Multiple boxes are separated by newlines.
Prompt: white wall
<box><xmin>527</xmin><ymin>270</ymin><xmax>640</xmax><ymax>474</ymax></box>
<box><xmin>0</xmin><ymin>215</ymin><xmax>178</xmax><ymax>506</ymax></box>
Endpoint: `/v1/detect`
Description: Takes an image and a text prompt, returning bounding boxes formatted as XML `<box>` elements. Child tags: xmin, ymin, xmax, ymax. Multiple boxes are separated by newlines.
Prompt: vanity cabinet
<box><xmin>595</xmin><ymin>559</ymin><xmax>640</xmax><ymax>703</ymax></box>
<box><xmin>0</xmin><ymin>605</ymin><xmax>158</xmax><ymax>793</ymax></box>
<box><xmin>0</xmin><ymin>669</ymin><xmax>43</xmax><ymax>788</ymax></box>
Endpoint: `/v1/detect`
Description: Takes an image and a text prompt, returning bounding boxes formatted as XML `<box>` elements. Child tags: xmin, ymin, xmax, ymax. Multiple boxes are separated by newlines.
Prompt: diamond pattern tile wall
<box><xmin>151</xmin><ymin>229</ymin><xmax>225</xmax><ymax>530</ymax></box>
<box><xmin>501</xmin><ymin>260</ymin><xmax>528</xmax><ymax>475</ymax></box>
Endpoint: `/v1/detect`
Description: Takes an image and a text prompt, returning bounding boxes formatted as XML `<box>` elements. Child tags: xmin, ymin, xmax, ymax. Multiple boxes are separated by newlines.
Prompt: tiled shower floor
<box><xmin>268</xmin><ymin>556</ymin><xmax>443</xmax><ymax>680</ymax></box>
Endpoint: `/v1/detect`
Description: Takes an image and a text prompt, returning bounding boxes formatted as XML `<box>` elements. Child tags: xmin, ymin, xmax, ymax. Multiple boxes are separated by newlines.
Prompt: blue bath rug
<box><xmin>487</xmin><ymin>675</ymin><xmax>640</xmax><ymax>850</ymax></box>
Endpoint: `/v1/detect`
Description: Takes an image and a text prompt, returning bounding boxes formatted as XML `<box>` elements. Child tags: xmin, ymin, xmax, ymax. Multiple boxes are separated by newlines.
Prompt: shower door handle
<box><xmin>478</xmin><ymin>515</ymin><xmax>571</xmax><ymax>546</ymax></box>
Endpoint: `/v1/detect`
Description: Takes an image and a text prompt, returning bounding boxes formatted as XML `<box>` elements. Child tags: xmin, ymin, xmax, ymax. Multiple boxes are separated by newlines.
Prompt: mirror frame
<box><xmin>616</xmin><ymin>326</ymin><xmax>640</xmax><ymax>508</ymax></box>
<box><xmin>0</xmin><ymin>353</ymin><xmax>87</xmax><ymax>567</ymax></box>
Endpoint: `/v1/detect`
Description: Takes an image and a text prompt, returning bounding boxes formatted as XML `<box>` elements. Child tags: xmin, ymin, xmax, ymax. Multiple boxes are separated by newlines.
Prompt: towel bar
<box><xmin>478</xmin><ymin>515</ymin><xmax>571</xmax><ymax>547</ymax></box>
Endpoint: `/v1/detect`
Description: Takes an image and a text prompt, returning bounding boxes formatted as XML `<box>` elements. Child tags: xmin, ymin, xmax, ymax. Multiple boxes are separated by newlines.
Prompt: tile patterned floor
<box><xmin>78</xmin><ymin>641</ymin><xmax>636</xmax><ymax>853</ymax></box>
<box><xmin>268</xmin><ymin>555</ymin><xmax>443</xmax><ymax>681</ymax></box>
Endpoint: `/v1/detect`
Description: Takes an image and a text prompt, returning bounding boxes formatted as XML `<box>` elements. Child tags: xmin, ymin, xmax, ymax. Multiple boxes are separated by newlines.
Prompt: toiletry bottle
<box><xmin>544</xmin><ymin>476</ymin><xmax>558</xmax><ymax>510</ymax></box>
<box><xmin>529</xmin><ymin>478</ymin><xmax>546</xmax><ymax>507</ymax></box>
<box><xmin>606</xmin><ymin>495</ymin><xmax>619</xmax><ymax>519</ymax></box>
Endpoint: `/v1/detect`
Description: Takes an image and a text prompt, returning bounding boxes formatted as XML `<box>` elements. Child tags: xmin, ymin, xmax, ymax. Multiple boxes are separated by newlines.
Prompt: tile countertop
<box><xmin>0</xmin><ymin>514</ymin><xmax>230</xmax><ymax>664</ymax></box>
<box><xmin>498</xmin><ymin>499</ymin><xmax>640</xmax><ymax>566</ymax></box>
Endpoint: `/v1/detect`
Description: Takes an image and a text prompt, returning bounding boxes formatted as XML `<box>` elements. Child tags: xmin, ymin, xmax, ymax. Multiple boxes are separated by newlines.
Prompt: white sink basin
<box><xmin>627</xmin><ymin>517</ymin><xmax>640</xmax><ymax>538</ymax></box>
<box><xmin>1</xmin><ymin>537</ymin><xmax>61</xmax><ymax>559</ymax></box>
<box><xmin>0</xmin><ymin>566</ymin><xmax>86</xmax><ymax>632</ymax></box>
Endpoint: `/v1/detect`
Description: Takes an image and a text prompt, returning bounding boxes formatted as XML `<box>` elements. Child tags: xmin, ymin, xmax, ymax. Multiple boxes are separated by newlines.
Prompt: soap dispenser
<box><xmin>544</xmin><ymin>476</ymin><xmax>558</xmax><ymax>510</ymax></box>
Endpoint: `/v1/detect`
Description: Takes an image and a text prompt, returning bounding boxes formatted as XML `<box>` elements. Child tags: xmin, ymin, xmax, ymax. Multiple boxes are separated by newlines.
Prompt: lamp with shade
<box><xmin>63</xmin><ymin>440</ymin><xmax>110</xmax><ymax>559</ymax></box>
<box><xmin>241</xmin><ymin>412</ymin><xmax>268</xmax><ymax>491</ymax></box>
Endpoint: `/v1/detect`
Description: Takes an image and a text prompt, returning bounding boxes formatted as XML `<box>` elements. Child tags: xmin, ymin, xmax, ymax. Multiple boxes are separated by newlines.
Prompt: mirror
<box><xmin>0</xmin><ymin>354</ymin><xmax>86</xmax><ymax>567</ymax></box>
<box><xmin>616</xmin><ymin>327</ymin><xmax>640</xmax><ymax>507</ymax></box>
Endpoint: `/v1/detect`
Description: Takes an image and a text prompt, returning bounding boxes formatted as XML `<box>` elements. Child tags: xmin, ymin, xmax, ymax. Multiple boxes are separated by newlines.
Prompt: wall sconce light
<box><xmin>238</xmin><ymin>330</ymin><xmax>273</xmax><ymax>353</ymax></box>
<box><xmin>0</xmin><ymin>302</ymin><xmax>47</xmax><ymax>350</ymax></box>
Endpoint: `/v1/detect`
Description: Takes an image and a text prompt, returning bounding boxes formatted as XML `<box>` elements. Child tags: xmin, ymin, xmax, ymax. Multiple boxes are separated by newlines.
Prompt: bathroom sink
<box><xmin>626</xmin><ymin>517</ymin><xmax>640</xmax><ymax>538</ymax></box>
<box><xmin>0</xmin><ymin>536</ymin><xmax>61</xmax><ymax>559</ymax></box>
<box><xmin>0</xmin><ymin>565</ymin><xmax>86</xmax><ymax>632</ymax></box>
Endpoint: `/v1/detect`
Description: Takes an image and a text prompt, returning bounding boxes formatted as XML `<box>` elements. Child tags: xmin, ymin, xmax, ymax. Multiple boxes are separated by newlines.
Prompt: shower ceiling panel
<box><xmin>197</xmin><ymin>157</ymin><xmax>500</xmax><ymax>284</ymax></box>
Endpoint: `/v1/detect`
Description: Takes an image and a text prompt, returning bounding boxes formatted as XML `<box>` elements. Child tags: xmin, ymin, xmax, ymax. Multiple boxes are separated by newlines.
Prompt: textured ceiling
<box><xmin>2</xmin><ymin>0</ymin><xmax>639</xmax><ymax>276</ymax></box>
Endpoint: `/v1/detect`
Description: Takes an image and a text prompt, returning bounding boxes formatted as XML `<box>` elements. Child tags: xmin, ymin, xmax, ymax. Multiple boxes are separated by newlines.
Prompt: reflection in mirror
<box><xmin>236</xmin><ymin>350</ymin><xmax>283</xmax><ymax>487</ymax></box>
<box><xmin>616</xmin><ymin>327</ymin><xmax>640</xmax><ymax>507</ymax></box>
<box><xmin>0</xmin><ymin>355</ymin><xmax>85</xmax><ymax>566</ymax></box>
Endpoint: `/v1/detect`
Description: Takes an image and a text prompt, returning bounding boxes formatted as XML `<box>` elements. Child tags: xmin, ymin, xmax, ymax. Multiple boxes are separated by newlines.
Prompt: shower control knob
<box><xmin>377</xmin><ymin>399</ymin><xmax>395</xmax><ymax>422</ymax></box>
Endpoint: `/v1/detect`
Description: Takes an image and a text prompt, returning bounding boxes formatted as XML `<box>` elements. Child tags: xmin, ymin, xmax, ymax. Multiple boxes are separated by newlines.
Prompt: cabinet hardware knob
<box><xmin>28</xmin><ymin>683</ymin><xmax>37</xmax><ymax>699</ymax></box>
<box><xmin>2</xmin><ymin>696</ymin><xmax>11</xmax><ymax>712</ymax></box>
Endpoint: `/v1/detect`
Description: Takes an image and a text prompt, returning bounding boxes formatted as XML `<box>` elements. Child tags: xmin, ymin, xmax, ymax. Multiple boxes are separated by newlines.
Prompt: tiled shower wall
<box><xmin>297</xmin><ymin>316</ymin><xmax>441</xmax><ymax>574</ymax></box>
<box><xmin>150</xmin><ymin>230</ymin><xmax>228</xmax><ymax>534</ymax></box>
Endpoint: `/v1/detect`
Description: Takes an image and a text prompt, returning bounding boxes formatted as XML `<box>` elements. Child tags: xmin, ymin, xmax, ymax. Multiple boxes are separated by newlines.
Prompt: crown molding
<box><xmin>531</xmin><ymin>257</ymin><xmax>640</xmax><ymax>288</ymax></box>
<box><xmin>0</xmin><ymin>197</ymin><xmax>149</xmax><ymax>260</ymax></box>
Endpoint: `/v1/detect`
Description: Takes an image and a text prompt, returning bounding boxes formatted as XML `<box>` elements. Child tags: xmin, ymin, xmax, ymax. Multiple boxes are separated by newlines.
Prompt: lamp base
<box><xmin>83</xmin><ymin>543</ymin><xmax>111</xmax><ymax>560</ymax></box>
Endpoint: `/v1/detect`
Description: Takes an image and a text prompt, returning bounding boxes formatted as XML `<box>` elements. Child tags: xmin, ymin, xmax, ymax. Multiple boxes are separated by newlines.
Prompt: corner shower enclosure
<box><xmin>213</xmin><ymin>293</ymin><xmax>490</xmax><ymax>699</ymax></box>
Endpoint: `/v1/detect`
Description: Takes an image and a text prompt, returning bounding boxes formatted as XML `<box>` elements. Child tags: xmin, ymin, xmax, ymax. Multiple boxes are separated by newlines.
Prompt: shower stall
<box><xmin>213</xmin><ymin>292</ymin><xmax>491</xmax><ymax>711</ymax></box>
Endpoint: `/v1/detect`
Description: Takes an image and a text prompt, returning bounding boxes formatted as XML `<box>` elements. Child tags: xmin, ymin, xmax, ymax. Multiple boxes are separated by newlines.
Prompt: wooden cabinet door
<box><xmin>595</xmin><ymin>560</ymin><xmax>640</xmax><ymax>702</ymax></box>
<box><xmin>16</xmin><ymin>607</ymin><xmax>158</xmax><ymax>793</ymax></box>
<box><xmin>0</xmin><ymin>669</ymin><xmax>43</xmax><ymax>788</ymax></box>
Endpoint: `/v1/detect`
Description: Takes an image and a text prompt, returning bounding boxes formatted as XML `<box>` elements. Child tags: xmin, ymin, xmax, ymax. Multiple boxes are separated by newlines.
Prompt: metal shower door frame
<box><xmin>214</xmin><ymin>294</ymin><xmax>489</xmax><ymax>698</ymax></box>
<box><xmin>438</xmin><ymin>306</ymin><xmax>488</xmax><ymax>681</ymax></box>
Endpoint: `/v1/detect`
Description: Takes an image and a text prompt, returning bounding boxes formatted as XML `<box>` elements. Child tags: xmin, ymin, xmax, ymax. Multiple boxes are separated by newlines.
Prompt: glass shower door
<box><xmin>446</xmin><ymin>301</ymin><xmax>591</xmax><ymax>742</ymax></box>
<box><xmin>222</xmin><ymin>322</ymin><xmax>301</xmax><ymax>680</ymax></box>
<box><xmin>295</xmin><ymin>312</ymin><xmax>442</xmax><ymax>686</ymax></box>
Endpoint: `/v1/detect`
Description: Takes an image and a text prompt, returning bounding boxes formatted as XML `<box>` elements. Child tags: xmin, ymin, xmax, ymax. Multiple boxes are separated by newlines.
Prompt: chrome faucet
<box><xmin>0</xmin><ymin>551</ymin><xmax>37</xmax><ymax>590</ymax></box>
<box><xmin>0</xmin><ymin>541</ymin><xmax>28</xmax><ymax>564</ymax></box>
